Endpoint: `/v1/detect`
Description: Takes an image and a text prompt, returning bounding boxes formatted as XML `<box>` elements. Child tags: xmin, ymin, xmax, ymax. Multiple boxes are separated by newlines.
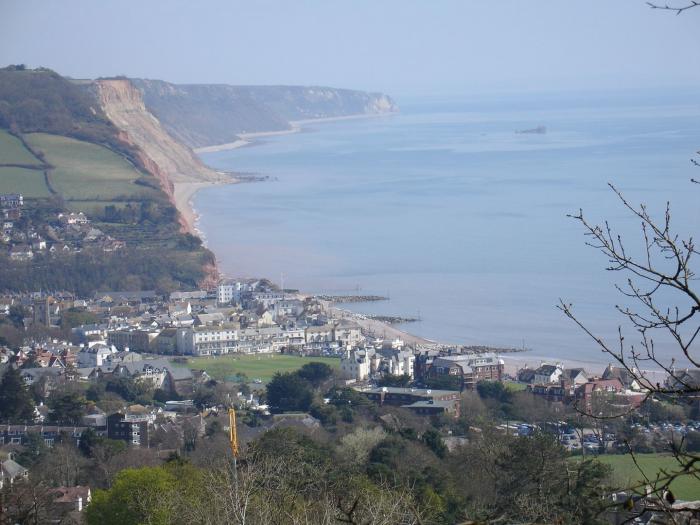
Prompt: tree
<box><xmin>296</xmin><ymin>361</ymin><xmax>334</xmax><ymax>387</ymax></box>
<box><xmin>559</xmin><ymin>183</ymin><xmax>700</xmax><ymax>509</ymax></box>
<box><xmin>423</xmin><ymin>428</ymin><xmax>447</xmax><ymax>459</ymax></box>
<box><xmin>48</xmin><ymin>391</ymin><xmax>88</xmax><ymax>424</ymax></box>
<box><xmin>85</xmin><ymin>467</ymin><xmax>178</xmax><ymax>525</ymax></box>
<box><xmin>0</xmin><ymin>366</ymin><xmax>35</xmax><ymax>421</ymax></box>
<box><xmin>376</xmin><ymin>374</ymin><xmax>412</xmax><ymax>388</ymax></box>
<box><xmin>647</xmin><ymin>1</ymin><xmax>700</xmax><ymax>15</ymax></box>
<box><xmin>60</xmin><ymin>307</ymin><xmax>98</xmax><ymax>331</ymax></box>
<box><xmin>476</xmin><ymin>380</ymin><xmax>513</xmax><ymax>404</ymax></box>
<box><xmin>265</xmin><ymin>372</ymin><xmax>314</xmax><ymax>412</ymax></box>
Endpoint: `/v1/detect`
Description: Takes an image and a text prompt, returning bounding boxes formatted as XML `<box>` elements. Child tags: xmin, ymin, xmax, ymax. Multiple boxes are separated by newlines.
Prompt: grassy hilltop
<box><xmin>0</xmin><ymin>66</ymin><xmax>214</xmax><ymax>294</ymax></box>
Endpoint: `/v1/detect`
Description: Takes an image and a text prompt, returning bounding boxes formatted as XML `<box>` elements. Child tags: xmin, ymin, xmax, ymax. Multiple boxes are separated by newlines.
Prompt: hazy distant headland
<box><xmin>130</xmin><ymin>78</ymin><xmax>399</xmax><ymax>149</ymax></box>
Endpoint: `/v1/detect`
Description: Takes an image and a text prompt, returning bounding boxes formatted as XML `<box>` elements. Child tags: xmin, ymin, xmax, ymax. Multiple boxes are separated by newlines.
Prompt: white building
<box><xmin>533</xmin><ymin>363</ymin><xmax>563</xmax><ymax>384</ymax></box>
<box><xmin>236</xmin><ymin>327</ymin><xmax>285</xmax><ymax>353</ymax></box>
<box><xmin>77</xmin><ymin>343</ymin><xmax>114</xmax><ymax>367</ymax></box>
<box><xmin>382</xmin><ymin>349</ymin><xmax>415</xmax><ymax>378</ymax></box>
<box><xmin>305</xmin><ymin>324</ymin><xmax>335</xmax><ymax>344</ymax></box>
<box><xmin>250</xmin><ymin>291</ymin><xmax>285</xmax><ymax>309</ymax></box>
<box><xmin>340</xmin><ymin>348</ymin><xmax>376</xmax><ymax>381</ymax></box>
<box><xmin>272</xmin><ymin>299</ymin><xmax>304</xmax><ymax>321</ymax></box>
<box><xmin>334</xmin><ymin>320</ymin><xmax>363</xmax><ymax>348</ymax></box>
<box><xmin>217</xmin><ymin>280</ymin><xmax>255</xmax><ymax>306</ymax></box>
<box><xmin>176</xmin><ymin>325</ymin><xmax>239</xmax><ymax>356</ymax></box>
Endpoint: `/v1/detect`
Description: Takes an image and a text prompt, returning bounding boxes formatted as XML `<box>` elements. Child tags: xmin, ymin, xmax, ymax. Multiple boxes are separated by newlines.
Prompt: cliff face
<box><xmin>233</xmin><ymin>85</ymin><xmax>398</xmax><ymax>122</ymax></box>
<box><xmin>95</xmin><ymin>79</ymin><xmax>227</xmax><ymax>186</ymax></box>
<box><xmin>130</xmin><ymin>79</ymin><xmax>399</xmax><ymax>149</ymax></box>
<box><xmin>131</xmin><ymin>79</ymin><xmax>292</xmax><ymax>148</ymax></box>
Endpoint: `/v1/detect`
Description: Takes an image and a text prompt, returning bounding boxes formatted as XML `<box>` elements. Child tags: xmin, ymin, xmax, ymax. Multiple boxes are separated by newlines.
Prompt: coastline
<box><xmin>173</xmin><ymin>179</ymin><xmax>234</xmax><ymax>235</ymax></box>
<box><xmin>186</xmin><ymin>111</ymin><xmax>658</xmax><ymax>378</ymax></box>
<box><xmin>192</xmin><ymin>111</ymin><xmax>397</xmax><ymax>154</ymax></box>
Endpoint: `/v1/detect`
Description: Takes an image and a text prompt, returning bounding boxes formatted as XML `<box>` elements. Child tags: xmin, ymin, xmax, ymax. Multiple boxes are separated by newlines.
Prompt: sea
<box><xmin>195</xmin><ymin>89</ymin><xmax>700</xmax><ymax>366</ymax></box>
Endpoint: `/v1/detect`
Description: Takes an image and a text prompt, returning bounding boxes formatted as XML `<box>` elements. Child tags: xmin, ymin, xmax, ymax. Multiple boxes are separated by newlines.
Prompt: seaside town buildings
<box><xmin>1</xmin><ymin>195</ymin><xmax>125</xmax><ymax>259</ymax></box>
<box><xmin>0</xmin><ymin>277</ymin><xmax>674</xmax><ymax>457</ymax></box>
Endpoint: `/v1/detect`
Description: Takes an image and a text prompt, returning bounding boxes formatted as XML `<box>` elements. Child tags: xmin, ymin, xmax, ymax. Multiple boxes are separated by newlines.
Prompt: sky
<box><xmin>1</xmin><ymin>0</ymin><xmax>698</xmax><ymax>96</ymax></box>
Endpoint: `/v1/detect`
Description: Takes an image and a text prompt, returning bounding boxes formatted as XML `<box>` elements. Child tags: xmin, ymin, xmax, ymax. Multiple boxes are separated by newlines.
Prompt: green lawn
<box><xmin>0</xmin><ymin>166</ymin><xmax>51</xmax><ymax>197</ymax></box>
<box><xmin>178</xmin><ymin>354</ymin><xmax>340</xmax><ymax>382</ymax></box>
<box><xmin>24</xmin><ymin>133</ymin><xmax>158</xmax><ymax>202</ymax></box>
<box><xmin>595</xmin><ymin>453</ymin><xmax>700</xmax><ymax>500</ymax></box>
<box><xmin>0</xmin><ymin>129</ymin><xmax>41</xmax><ymax>165</ymax></box>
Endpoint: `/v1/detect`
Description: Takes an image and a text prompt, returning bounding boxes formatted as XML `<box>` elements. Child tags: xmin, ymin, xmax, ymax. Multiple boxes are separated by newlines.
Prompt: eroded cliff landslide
<box><xmin>96</xmin><ymin>79</ymin><xmax>228</xmax><ymax>186</ymax></box>
<box><xmin>95</xmin><ymin>79</ymin><xmax>232</xmax><ymax>233</ymax></box>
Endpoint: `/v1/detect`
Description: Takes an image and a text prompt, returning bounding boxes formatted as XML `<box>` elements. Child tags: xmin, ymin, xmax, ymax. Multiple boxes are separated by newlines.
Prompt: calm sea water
<box><xmin>196</xmin><ymin>91</ymin><xmax>700</xmax><ymax>364</ymax></box>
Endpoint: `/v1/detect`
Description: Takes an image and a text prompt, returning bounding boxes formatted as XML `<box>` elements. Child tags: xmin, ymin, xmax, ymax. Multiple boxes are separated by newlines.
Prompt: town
<box><xmin>1</xmin><ymin>269</ymin><xmax>699</xmax><ymax>522</ymax></box>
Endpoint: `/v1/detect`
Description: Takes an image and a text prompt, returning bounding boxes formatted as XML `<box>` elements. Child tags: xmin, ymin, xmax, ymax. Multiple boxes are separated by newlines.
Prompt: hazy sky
<box><xmin>1</xmin><ymin>0</ymin><xmax>698</xmax><ymax>96</ymax></box>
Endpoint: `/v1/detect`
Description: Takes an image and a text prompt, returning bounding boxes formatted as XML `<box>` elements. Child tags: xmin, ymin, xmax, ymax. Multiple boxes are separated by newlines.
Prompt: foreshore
<box><xmin>192</xmin><ymin>112</ymin><xmax>396</xmax><ymax>154</ymax></box>
<box><xmin>173</xmin><ymin>180</ymin><xmax>232</xmax><ymax>235</ymax></box>
<box><xmin>192</xmin><ymin>125</ymin><xmax>304</xmax><ymax>154</ymax></box>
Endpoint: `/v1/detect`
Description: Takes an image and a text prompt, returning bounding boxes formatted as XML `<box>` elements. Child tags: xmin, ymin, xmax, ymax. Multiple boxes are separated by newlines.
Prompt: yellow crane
<box><xmin>228</xmin><ymin>407</ymin><xmax>239</xmax><ymax>458</ymax></box>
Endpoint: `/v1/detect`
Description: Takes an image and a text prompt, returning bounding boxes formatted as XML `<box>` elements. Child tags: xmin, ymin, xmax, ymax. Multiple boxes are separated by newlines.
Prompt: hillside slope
<box><xmin>95</xmin><ymin>79</ymin><xmax>228</xmax><ymax>187</ymax></box>
<box><xmin>0</xmin><ymin>67</ymin><xmax>218</xmax><ymax>293</ymax></box>
<box><xmin>131</xmin><ymin>79</ymin><xmax>398</xmax><ymax>149</ymax></box>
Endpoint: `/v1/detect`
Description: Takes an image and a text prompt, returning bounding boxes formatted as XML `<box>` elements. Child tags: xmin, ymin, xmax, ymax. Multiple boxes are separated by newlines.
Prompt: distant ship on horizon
<box><xmin>515</xmin><ymin>125</ymin><xmax>547</xmax><ymax>134</ymax></box>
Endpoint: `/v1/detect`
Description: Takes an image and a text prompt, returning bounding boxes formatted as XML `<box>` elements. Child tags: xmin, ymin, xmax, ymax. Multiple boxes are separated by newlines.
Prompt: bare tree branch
<box><xmin>647</xmin><ymin>1</ymin><xmax>700</xmax><ymax>14</ymax></box>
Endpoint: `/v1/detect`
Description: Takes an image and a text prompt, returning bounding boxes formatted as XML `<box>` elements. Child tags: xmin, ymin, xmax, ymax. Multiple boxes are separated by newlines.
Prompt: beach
<box><xmin>173</xmin><ymin>180</ymin><xmax>232</xmax><ymax>234</ymax></box>
<box><xmin>193</xmin><ymin>126</ymin><xmax>303</xmax><ymax>154</ymax></box>
<box><xmin>191</xmin><ymin>113</ymin><xmax>394</xmax><ymax>154</ymax></box>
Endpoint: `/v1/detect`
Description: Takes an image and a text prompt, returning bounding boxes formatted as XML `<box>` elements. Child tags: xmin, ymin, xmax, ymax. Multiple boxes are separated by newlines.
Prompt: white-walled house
<box><xmin>533</xmin><ymin>363</ymin><xmax>563</xmax><ymax>384</ymax></box>
<box><xmin>77</xmin><ymin>344</ymin><xmax>114</xmax><ymax>368</ymax></box>
<box><xmin>176</xmin><ymin>325</ymin><xmax>238</xmax><ymax>356</ymax></box>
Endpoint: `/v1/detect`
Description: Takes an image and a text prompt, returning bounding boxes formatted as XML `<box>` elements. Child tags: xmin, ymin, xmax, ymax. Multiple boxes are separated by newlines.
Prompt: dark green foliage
<box><xmin>265</xmin><ymin>372</ymin><xmax>314</xmax><ymax>412</ymax></box>
<box><xmin>79</xmin><ymin>428</ymin><xmax>101</xmax><ymax>456</ymax></box>
<box><xmin>296</xmin><ymin>361</ymin><xmax>333</xmax><ymax>387</ymax></box>
<box><xmin>153</xmin><ymin>388</ymin><xmax>175</xmax><ymax>404</ymax></box>
<box><xmin>376</xmin><ymin>374</ymin><xmax>412</xmax><ymax>387</ymax></box>
<box><xmin>176</xmin><ymin>233</ymin><xmax>202</xmax><ymax>250</ymax></box>
<box><xmin>327</xmin><ymin>387</ymin><xmax>371</xmax><ymax>408</ymax></box>
<box><xmin>48</xmin><ymin>391</ymin><xmax>88</xmax><ymax>424</ymax></box>
<box><xmin>60</xmin><ymin>307</ymin><xmax>98</xmax><ymax>330</ymax></box>
<box><xmin>7</xmin><ymin>305</ymin><xmax>29</xmax><ymax>328</ymax></box>
<box><xmin>423</xmin><ymin>428</ymin><xmax>447</xmax><ymax>458</ymax></box>
<box><xmin>309</xmin><ymin>402</ymin><xmax>337</xmax><ymax>426</ymax></box>
<box><xmin>476</xmin><ymin>380</ymin><xmax>513</xmax><ymax>403</ymax></box>
<box><xmin>106</xmin><ymin>376</ymin><xmax>153</xmax><ymax>404</ymax></box>
<box><xmin>205</xmin><ymin>419</ymin><xmax>221</xmax><ymax>437</ymax></box>
<box><xmin>424</xmin><ymin>374</ymin><xmax>462</xmax><ymax>391</ymax></box>
<box><xmin>79</xmin><ymin>430</ymin><xmax>126</xmax><ymax>459</ymax></box>
<box><xmin>85</xmin><ymin>382</ymin><xmax>105</xmax><ymax>402</ymax></box>
<box><xmin>490</xmin><ymin>433</ymin><xmax>611</xmax><ymax>523</ymax></box>
<box><xmin>0</xmin><ymin>247</ymin><xmax>212</xmax><ymax>296</ymax></box>
<box><xmin>0</xmin><ymin>366</ymin><xmax>35</xmax><ymax>421</ymax></box>
<box><xmin>367</xmin><ymin>435</ymin><xmax>406</xmax><ymax>480</ymax></box>
<box><xmin>15</xmin><ymin>431</ymin><xmax>47</xmax><ymax>466</ymax></box>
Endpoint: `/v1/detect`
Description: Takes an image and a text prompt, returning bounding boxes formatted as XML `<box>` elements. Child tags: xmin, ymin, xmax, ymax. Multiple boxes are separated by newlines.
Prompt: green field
<box><xmin>594</xmin><ymin>454</ymin><xmax>700</xmax><ymax>500</ymax></box>
<box><xmin>504</xmin><ymin>381</ymin><xmax>528</xmax><ymax>392</ymax></box>
<box><xmin>179</xmin><ymin>354</ymin><xmax>340</xmax><ymax>382</ymax></box>
<box><xmin>0</xmin><ymin>166</ymin><xmax>51</xmax><ymax>197</ymax></box>
<box><xmin>24</xmin><ymin>133</ymin><xmax>157</xmax><ymax>201</ymax></box>
<box><xmin>0</xmin><ymin>129</ymin><xmax>41</xmax><ymax>165</ymax></box>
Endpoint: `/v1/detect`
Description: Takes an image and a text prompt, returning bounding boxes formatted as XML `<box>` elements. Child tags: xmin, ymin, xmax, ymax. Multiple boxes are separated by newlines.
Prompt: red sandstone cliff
<box><xmin>95</xmin><ymin>79</ymin><xmax>231</xmax><ymax>232</ymax></box>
